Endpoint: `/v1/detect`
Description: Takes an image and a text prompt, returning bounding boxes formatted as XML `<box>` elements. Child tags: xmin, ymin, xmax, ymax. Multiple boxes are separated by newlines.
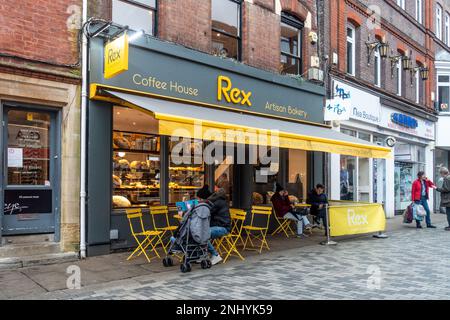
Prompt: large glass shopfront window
<box><xmin>340</xmin><ymin>128</ymin><xmax>380</xmax><ymax>203</ymax></box>
<box><xmin>112</xmin><ymin>106</ymin><xmax>161</xmax><ymax>209</ymax></box>
<box><xmin>394</xmin><ymin>142</ymin><xmax>426</xmax><ymax>213</ymax></box>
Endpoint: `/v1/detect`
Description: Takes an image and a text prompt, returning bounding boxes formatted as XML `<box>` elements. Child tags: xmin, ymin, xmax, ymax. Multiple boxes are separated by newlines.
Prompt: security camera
<box><xmin>384</xmin><ymin>136</ymin><xmax>396</xmax><ymax>148</ymax></box>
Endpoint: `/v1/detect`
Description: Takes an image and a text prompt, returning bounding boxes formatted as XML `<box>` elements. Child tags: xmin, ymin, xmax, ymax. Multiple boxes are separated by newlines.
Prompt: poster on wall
<box><xmin>7</xmin><ymin>148</ymin><xmax>23</xmax><ymax>168</ymax></box>
<box><xmin>4</xmin><ymin>190</ymin><xmax>52</xmax><ymax>215</ymax></box>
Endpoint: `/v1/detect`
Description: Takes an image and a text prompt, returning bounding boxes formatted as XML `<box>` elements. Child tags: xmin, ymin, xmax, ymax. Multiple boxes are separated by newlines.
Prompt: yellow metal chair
<box><xmin>126</xmin><ymin>209</ymin><xmax>163</xmax><ymax>262</ymax></box>
<box><xmin>149</xmin><ymin>205</ymin><xmax>178</xmax><ymax>254</ymax></box>
<box><xmin>271</xmin><ymin>205</ymin><xmax>296</xmax><ymax>238</ymax></box>
<box><xmin>242</xmin><ymin>206</ymin><xmax>272</xmax><ymax>253</ymax></box>
<box><xmin>214</xmin><ymin>209</ymin><xmax>247</xmax><ymax>263</ymax></box>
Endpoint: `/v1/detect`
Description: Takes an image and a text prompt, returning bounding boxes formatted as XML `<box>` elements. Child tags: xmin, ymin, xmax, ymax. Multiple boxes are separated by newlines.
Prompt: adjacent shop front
<box><xmin>329</xmin><ymin>78</ymin><xmax>436</xmax><ymax>217</ymax></box>
<box><xmin>85</xmin><ymin>32</ymin><xmax>391</xmax><ymax>256</ymax></box>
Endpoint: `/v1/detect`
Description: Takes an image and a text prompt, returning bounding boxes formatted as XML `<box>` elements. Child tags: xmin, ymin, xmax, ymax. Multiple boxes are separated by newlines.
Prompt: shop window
<box><xmin>169</xmin><ymin>138</ymin><xmax>205</xmax><ymax>204</ymax></box>
<box><xmin>252</xmin><ymin>147</ymin><xmax>280</xmax><ymax>205</ymax></box>
<box><xmin>346</xmin><ymin>25</ymin><xmax>356</xmax><ymax>76</ymax></box>
<box><xmin>112</xmin><ymin>0</ymin><xmax>157</xmax><ymax>35</ymax></box>
<box><xmin>7</xmin><ymin>110</ymin><xmax>51</xmax><ymax>186</ymax></box>
<box><xmin>373</xmin><ymin>137</ymin><xmax>386</xmax><ymax>205</ymax></box>
<box><xmin>211</xmin><ymin>0</ymin><xmax>241</xmax><ymax>60</ymax></box>
<box><xmin>340</xmin><ymin>156</ymin><xmax>356</xmax><ymax>201</ymax></box>
<box><xmin>438</xmin><ymin>75</ymin><xmax>450</xmax><ymax>112</ymax></box>
<box><xmin>112</xmin><ymin>106</ymin><xmax>161</xmax><ymax>209</ymax></box>
<box><xmin>394</xmin><ymin>143</ymin><xmax>426</xmax><ymax>213</ymax></box>
<box><xmin>280</xmin><ymin>12</ymin><xmax>303</xmax><ymax>75</ymax></box>
<box><xmin>287</xmin><ymin>149</ymin><xmax>308</xmax><ymax>202</ymax></box>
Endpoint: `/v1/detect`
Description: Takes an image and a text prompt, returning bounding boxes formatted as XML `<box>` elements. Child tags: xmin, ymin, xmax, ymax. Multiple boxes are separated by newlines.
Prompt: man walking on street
<box><xmin>411</xmin><ymin>171</ymin><xmax>437</xmax><ymax>229</ymax></box>
<box><xmin>436</xmin><ymin>167</ymin><xmax>450</xmax><ymax>231</ymax></box>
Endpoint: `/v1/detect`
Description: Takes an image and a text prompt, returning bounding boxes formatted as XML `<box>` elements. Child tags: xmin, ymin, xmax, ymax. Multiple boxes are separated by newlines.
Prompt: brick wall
<box><xmin>88</xmin><ymin>0</ymin><xmax>320</xmax><ymax>76</ymax></box>
<box><xmin>0</xmin><ymin>0</ymin><xmax>82</xmax><ymax>68</ymax></box>
<box><xmin>326</xmin><ymin>0</ymin><xmax>436</xmax><ymax>112</ymax></box>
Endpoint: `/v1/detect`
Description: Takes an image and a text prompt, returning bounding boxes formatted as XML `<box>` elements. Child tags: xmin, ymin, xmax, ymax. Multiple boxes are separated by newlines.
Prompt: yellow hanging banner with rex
<box><xmin>329</xmin><ymin>203</ymin><xmax>386</xmax><ymax>237</ymax></box>
<box><xmin>104</xmin><ymin>34</ymin><xmax>129</xmax><ymax>79</ymax></box>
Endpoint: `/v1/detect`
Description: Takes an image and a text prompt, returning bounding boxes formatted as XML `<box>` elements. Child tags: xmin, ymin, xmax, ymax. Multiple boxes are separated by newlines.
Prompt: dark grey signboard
<box><xmin>4</xmin><ymin>190</ymin><xmax>52</xmax><ymax>215</ymax></box>
<box><xmin>89</xmin><ymin>37</ymin><xmax>325</xmax><ymax>124</ymax></box>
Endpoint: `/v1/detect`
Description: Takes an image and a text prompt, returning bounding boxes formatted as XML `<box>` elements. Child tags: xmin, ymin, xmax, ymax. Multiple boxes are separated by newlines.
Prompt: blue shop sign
<box><xmin>390</xmin><ymin>113</ymin><xmax>418</xmax><ymax>129</ymax></box>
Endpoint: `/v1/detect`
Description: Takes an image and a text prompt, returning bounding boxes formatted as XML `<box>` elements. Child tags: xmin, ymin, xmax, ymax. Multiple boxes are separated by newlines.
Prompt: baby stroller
<box><xmin>162</xmin><ymin>202</ymin><xmax>212</xmax><ymax>273</ymax></box>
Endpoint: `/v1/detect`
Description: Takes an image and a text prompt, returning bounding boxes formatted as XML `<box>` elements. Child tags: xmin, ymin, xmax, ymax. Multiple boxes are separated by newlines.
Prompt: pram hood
<box><xmin>177</xmin><ymin>202</ymin><xmax>212</xmax><ymax>245</ymax></box>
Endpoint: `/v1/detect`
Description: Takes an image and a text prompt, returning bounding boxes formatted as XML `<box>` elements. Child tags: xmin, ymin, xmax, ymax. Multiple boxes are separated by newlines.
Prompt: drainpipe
<box><xmin>80</xmin><ymin>0</ymin><xmax>88</xmax><ymax>259</ymax></box>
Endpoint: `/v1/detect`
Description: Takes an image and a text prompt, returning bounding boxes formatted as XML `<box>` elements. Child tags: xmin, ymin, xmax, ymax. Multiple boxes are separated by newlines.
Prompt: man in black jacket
<box><xmin>307</xmin><ymin>184</ymin><xmax>329</xmax><ymax>236</ymax></box>
<box><xmin>206</xmin><ymin>187</ymin><xmax>231</xmax><ymax>265</ymax></box>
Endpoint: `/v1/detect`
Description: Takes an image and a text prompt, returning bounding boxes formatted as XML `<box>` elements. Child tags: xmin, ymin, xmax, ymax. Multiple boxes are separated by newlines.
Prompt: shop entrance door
<box><xmin>2</xmin><ymin>107</ymin><xmax>59</xmax><ymax>235</ymax></box>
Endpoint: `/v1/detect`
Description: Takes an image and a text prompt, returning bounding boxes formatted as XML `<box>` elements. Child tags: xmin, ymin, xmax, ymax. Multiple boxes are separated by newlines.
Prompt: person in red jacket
<box><xmin>411</xmin><ymin>171</ymin><xmax>437</xmax><ymax>229</ymax></box>
<box><xmin>271</xmin><ymin>184</ymin><xmax>312</xmax><ymax>238</ymax></box>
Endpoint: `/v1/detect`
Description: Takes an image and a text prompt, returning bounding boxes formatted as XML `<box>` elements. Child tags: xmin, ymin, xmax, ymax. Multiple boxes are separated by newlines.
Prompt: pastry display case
<box><xmin>112</xmin><ymin>130</ymin><xmax>161</xmax><ymax>209</ymax></box>
<box><xmin>168</xmin><ymin>139</ymin><xmax>205</xmax><ymax>204</ymax></box>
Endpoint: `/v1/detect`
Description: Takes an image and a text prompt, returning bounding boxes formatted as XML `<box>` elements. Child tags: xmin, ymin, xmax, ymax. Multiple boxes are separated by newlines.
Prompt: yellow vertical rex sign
<box><xmin>104</xmin><ymin>34</ymin><xmax>129</xmax><ymax>79</ymax></box>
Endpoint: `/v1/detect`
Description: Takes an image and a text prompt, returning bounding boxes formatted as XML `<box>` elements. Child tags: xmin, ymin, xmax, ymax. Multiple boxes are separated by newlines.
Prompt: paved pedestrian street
<box><xmin>22</xmin><ymin>215</ymin><xmax>450</xmax><ymax>300</ymax></box>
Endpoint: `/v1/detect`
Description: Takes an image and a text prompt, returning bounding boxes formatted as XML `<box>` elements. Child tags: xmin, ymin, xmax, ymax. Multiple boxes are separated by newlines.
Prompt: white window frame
<box><xmin>416</xmin><ymin>0</ymin><xmax>423</xmax><ymax>24</ymax></box>
<box><xmin>397</xmin><ymin>59</ymin><xmax>402</xmax><ymax>96</ymax></box>
<box><xmin>374</xmin><ymin>48</ymin><xmax>381</xmax><ymax>87</ymax></box>
<box><xmin>437</xmin><ymin>72</ymin><xmax>450</xmax><ymax>113</ymax></box>
<box><xmin>446</xmin><ymin>13</ymin><xmax>450</xmax><ymax>45</ymax></box>
<box><xmin>397</xmin><ymin>0</ymin><xmax>405</xmax><ymax>9</ymax></box>
<box><xmin>112</xmin><ymin>0</ymin><xmax>157</xmax><ymax>36</ymax></box>
<box><xmin>347</xmin><ymin>25</ymin><xmax>356</xmax><ymax>76</ymax></box>
<box><xmin>415</xmin><ymin>69</ymin><xmax>420</xmax><ymax>104</ymax></box>
<box><xmin>437</xmin><ymin>5</ymin><xmax>443</xmax><ymax>40</ymax></box>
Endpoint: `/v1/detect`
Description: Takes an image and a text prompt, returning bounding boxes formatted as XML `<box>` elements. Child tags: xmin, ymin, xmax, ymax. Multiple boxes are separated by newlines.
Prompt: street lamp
<box><xmin>365</xmin><ymin>36</ymin><xmax>389</xmax><ymax>65</ymax></box>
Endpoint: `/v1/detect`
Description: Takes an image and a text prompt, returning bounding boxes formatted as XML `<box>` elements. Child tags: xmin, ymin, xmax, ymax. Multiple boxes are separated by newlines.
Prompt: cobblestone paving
<box><xmin>35</xmin><ymin>221</ymin><xmax>450</xmax><ymax>300</ymax></box>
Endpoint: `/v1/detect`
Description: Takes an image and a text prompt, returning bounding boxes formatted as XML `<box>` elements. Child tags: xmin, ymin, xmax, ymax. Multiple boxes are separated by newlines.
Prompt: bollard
<box><xmin>320</xmin><ymin>204</ymin><xmax>337</xmax><ymax>246</ymax></box>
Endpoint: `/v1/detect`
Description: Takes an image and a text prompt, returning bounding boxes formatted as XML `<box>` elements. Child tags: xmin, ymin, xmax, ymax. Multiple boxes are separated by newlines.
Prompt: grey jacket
<box><xmin>437</xmin><ymin>175</ymin><xmax>450</xmax><ymax>208</ymax></box>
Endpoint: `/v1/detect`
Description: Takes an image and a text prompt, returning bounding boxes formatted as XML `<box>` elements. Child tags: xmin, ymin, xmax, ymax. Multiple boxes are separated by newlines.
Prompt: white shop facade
<box><xmin>329</xmin><ymin>78</ymin><xmax>437</xmax><ymax>217</ymax></box>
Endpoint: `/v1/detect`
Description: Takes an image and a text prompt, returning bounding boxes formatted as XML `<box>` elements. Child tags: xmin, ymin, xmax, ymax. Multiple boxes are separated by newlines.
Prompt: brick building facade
<box><xmin>0</xmin><ymin>0</ymin><xmax>82</xmax><ymax>254</ymax></box>
<box><xmin>322</xmin><ymin>0</ymin><xmax>439</xmax><ymax>217</ymax></box>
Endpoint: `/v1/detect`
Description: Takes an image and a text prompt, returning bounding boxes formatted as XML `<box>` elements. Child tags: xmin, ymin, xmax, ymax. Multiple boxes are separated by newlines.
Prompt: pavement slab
<box><xmin>2</xmin><ymin>214</ymin><xmax>449</xmax><ymax>300</ymax></box>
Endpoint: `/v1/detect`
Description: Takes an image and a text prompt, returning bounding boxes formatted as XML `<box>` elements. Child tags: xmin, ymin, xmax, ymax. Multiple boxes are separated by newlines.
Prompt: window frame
<box><xmin>437</xmin><ymin>5</ymin><xmax>443</xmax><ymax>40</ymax></box>
<box><xmin>415</xmin><ymin>69</ymin><xmax>420</xmax><ymax>104</ymax></box>
<box><xmin>397</xmin><ymin>0</ymin><xmax>405</xmax><ymax>10</ymax></box>
<box><xmin>280</xmin><ymin>12</ymin><xmax>304</xmax><ymax>75</ymax></box>
<box><xmin>211</xmin><ymin>0</ymin><xmax>243</xmax><ymax>61</ymax></box>
<box><xmin>374</xmin><ymin>48</ymin><xmax>381</xmax><ymax>87</ymax></box>
<box><xmin>446</xmin><ymin>12</ymin><xmax>450</xmax><ymax>45</ymax></box>
<box><xmin>112</xmin><ymin>0</ymin><xmax>158</xmax><ymax>36</ymax></box>
<box><xmin>346</xmin><ymin>25</ymin><xmax>356</xmax><ymax>76</ymax></box>
<box><xmin>396</xmin><ymin>59</ymin><xmax>402</xmax><ymax>96</ymax></box>
<box><xmin>437</xmin><ymin>73</ymin><xmax>450</xmax><ymax>113</ymax></box>
<box><xmin>416</xmin><ymin>0</ymin><xmax>423</xmax><ymax>24</ymax></box>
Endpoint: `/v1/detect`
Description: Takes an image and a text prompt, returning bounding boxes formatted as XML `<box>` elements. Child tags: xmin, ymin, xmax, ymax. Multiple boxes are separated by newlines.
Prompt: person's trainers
<box><xmin>416</xmin><ymin>225</ymin><xmax>423</xmax><ymax>229</ymax></box>
<box><xmin>427</xmin><ymin>225</ymin><xmax>437</xmax><ymax>228</ymax></box>
<box><xmin>210</xmin><ymin>255</ymin><xmax>223</xmax><ymax>265</ymax></box>
<box><xmin>296</xmin><ymin>234</ymin><xmax>309</xmax><ymax>239</ymax></box>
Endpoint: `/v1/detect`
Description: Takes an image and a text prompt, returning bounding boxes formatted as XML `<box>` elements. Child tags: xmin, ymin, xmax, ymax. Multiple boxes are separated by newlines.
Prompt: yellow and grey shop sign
<box><xmin>104</xmin><ymin>34</ymin><xmax>129</xmax><ymax>79</ymax></box>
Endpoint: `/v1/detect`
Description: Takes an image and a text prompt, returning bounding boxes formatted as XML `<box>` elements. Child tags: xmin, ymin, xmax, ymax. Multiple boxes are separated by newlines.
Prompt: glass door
<box><xmin>2</xmin><ymin>107</ymin><xmax>58</xmax><ymax>235</ymax></box>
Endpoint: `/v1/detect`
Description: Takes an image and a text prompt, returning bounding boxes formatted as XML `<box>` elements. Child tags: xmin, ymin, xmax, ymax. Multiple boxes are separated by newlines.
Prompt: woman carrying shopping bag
<box><xmin>411</xmin><ymin>171</ymin><xmax>437</xmax><ymax>229</ymax></box>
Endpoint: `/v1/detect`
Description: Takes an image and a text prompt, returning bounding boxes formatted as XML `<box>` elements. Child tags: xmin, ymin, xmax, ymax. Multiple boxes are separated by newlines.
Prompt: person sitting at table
<box><xmin>307</xmin><ymin>184</ymin><xmax>329</xmax><ymax>236</ymax></box>
<box><xmin>271</xmin><ymin>184</ymin><xmax>312</xmax><ymax>238</ymax></box>
<box><xmin>206</xmin><ymin>186</ymin><xmax>231</xmax><ymax>265</ymax></box>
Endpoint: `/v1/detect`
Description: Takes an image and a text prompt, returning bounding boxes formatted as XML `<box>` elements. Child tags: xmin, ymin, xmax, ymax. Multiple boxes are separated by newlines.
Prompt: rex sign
<box><xmin>217</xmin><ymin>76</ymin><xmax>252</xmax><ymax>106</ymax></box>
<box><xmin>104</xmin><ymin>34</ymin><xmax>129</xmax><ymax>79</ymax></box>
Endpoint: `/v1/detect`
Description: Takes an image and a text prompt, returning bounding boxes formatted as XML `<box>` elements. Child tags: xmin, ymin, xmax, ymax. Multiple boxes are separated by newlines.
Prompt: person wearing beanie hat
<box><xmin>271</xmin><ymin>185</ymin><xmax>312</xmax><ymax>238</ymax></box>
<box><xmin>196</xmin><ymin>185</ymin><xmax>212</xmax><ymax>200</ymax></box>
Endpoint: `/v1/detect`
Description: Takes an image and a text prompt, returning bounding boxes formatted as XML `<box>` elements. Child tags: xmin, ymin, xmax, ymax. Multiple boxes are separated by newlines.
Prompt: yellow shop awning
<box><xmin>105</xmin><ymin>90</ymin><xmax>392</xmax><ymax>159</ymax></box>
